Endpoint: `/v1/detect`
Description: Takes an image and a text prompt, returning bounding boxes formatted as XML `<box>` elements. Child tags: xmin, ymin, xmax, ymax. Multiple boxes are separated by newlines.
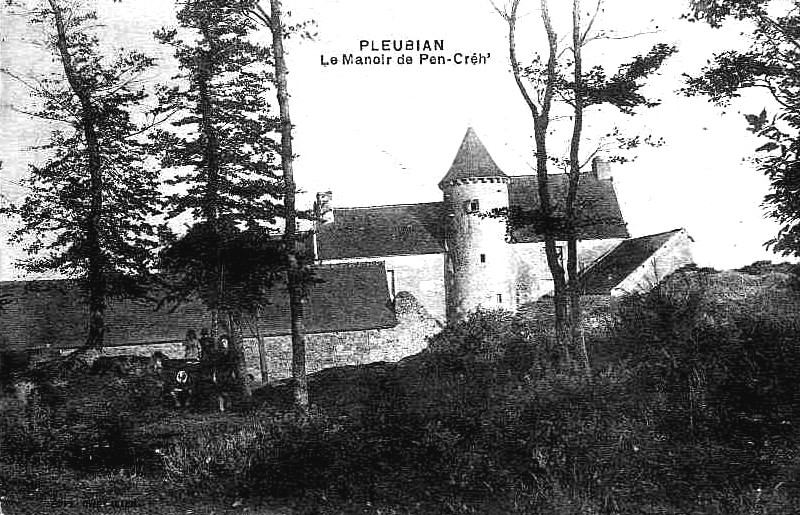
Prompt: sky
<box><xmin>0</xmin><ymin>0</ymin><xmax>792</xmax><ymax>280</ymax></box>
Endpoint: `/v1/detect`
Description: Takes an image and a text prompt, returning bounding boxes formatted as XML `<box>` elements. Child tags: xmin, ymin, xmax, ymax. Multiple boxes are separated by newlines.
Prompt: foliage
<box><xmin>0</xmin><ymin>2</ymin><xmax>161</xmax><ymax>341</ymax></box>
<box><xmin>152</xmin><ymin>0</ymin><xmax>284</xmax><ymax>313</ymax></box>
<box><xmin>567</xmin><ymin>43</ymin><xmax>677</xmax><ymax>114</ymax></box>
<box><xmin>151</xmin><ymin>0</ymin><xmax>288</xmax><ymax>394</ymax></box>
<box><xmin>159</xmin><ymin>417</ymin><xmax>267</xmax><ymax>492</ymax></box>
<box><xmin>426</xmin><ymin>308</ymin><xmax>517</xmax><ymax>364</ymax></box>
<box><xmin>684</xmin><ymin>0</ymin><xmax>800</xmax><ymax>256</ymax></box>
<box><xmin>616</xmin><ymin>267</ymin><xmax>800</xmax><ymax>443</ymax></box>
<box><xmin>152</xmin><ymin>0</ymin><xmax>282</xmax><ymax>230</ymax></box>
<box><xmin>8</xmin><ymin>266</ymin><xmax>800</xmax><ymax>513</ymax></box>
<box><xmin>157</xmin><ymin>220</ymin><xmax>288</xmax><ymax>316</ymax></box>
<box><xmin>0</xmin><ymin>378</ymin><xmax>141</xmax><ymax>470</ymax></box>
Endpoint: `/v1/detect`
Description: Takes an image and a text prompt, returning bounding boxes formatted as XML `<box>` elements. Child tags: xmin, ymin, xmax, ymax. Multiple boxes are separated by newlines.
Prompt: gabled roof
<box><xmin>316</xmin><ymin>202</ymin><xmax>446</xmax><ymax>260</ymax></box>
<box><xmin>315</xmin><ymin>173</ymin><xmax>628</xmax><ymax>259</ymax></box>
<box><xmin>438</xmin><ymin>127</ymin><xmax>508</xmax><ymax>188</ymax></box>
<box><xmin>259</xmin><ymin>262</ymin><xmax>397</xmax><ymax>336</ymax></box>
<box><xmin>508</xmin><ymin>174</ymin><xmax>630</xmax><ymax>242</ymax></box>
<box><xmin>0</xmin><ymin>262</ymin><xmax>397</xmax><ymax>350</ymax></box>
<box><xmin>576</xmin><ymin>229</ymin><xmax>683</xmax><ymax>294</ymax></box>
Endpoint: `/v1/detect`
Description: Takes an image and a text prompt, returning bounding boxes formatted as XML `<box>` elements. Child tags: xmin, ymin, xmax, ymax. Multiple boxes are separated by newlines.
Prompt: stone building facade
<box><xmin>1</xmin><ymin>127</ymin><xmax>693</xmax><ymax>379</ymax></box>
<box><xmin>1</xmin><ymin>263</ymin><xmax>441</xmax><ymax>382</ymax></box>
<box><xmin>312</xmin><ymin>127</ymin><xmax>689</xmax><ymax>325</ymax></box>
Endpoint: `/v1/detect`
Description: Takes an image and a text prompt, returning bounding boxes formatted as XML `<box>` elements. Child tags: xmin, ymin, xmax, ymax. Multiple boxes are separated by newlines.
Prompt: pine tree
<box><xmin>2</xmin><ymin>0</ymin><xmax>161</xmax><ymax>349</ymax></box>
<box><xmin>152</xmin><ymin>0</ymin><xmax>284</xmax><ymax>396</ymax></box>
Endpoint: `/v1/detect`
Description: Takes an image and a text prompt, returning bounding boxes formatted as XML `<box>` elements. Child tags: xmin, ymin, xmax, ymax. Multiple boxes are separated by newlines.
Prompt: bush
<box><xmin>426</xmin><ymin>308</ymin><xmax>517</xmax><ymax>364</ymax></box>
<box><xmin>0</xmin><ymin>360</ymin><xmax>164</xmax><ymax>471</ymax></box>
<box><xmin>160</xmin><ymin>417</ymin><xmax>267</xmax><ymax>493</ymax></box>
<box><xmin>615</xmin><ymin>268</ymin><xmax>800</xmax><ymax>443</ymax></box>
<box><xmin>0</xmin><ymin>381</ymin><xmax>59</xmax><ymax>465</ymax></box>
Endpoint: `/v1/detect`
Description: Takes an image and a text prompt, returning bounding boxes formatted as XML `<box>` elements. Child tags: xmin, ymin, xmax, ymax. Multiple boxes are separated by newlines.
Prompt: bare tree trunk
<box><xmin>253</xmin><ymin>310</ymin><xmax>269</xmax><ymax>383</ymax></box>
<box><xmin>194</xmin><ymin>31</ymin><xmax>224</xmax><ymax>341</ymax></box>
<box><xmin>270</xmin><ymin>0</ymin><xmax>309</xmax><ymax>410</ymax></box>
<box><xmin>566</xmin><ymin>0</ymin><xmax>590</xmax><ymax>375</ymax></box>
<box><xmin>49</xmin><ymin>0</ymin><xmax>105</xmax><ymax>349</ymax></box>
<box><xmin>227</xmin><ymin>311</ymin><xmax>251</xmax><ymax>397</ymax></box>
<box><xmin>505</xmin><ymin>0</ymin><xmax>572</xmax><ymax>368</ymax></box>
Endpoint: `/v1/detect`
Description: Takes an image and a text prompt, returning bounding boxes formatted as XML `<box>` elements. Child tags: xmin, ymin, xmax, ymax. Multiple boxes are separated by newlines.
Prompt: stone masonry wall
<box><xmin>511</xmin><ymin>238</ymin><xmax>624</xmax><ymax>304</ymax></box>
<box><xmin>320</xmin><ymin>253</ymin><xmax>446</xmax><ymax>323</ymax></box>
<box><xmin>96</xmin><ymin>291</ymin><xmax>441</xmax><ymax>384</ymax></box>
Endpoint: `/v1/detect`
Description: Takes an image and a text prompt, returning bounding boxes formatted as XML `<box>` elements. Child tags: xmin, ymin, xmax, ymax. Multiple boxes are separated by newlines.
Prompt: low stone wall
<box><xmin>93</xmin><ymin>291</ymin><xmax>441</xmax><ymax>384</ymax></box>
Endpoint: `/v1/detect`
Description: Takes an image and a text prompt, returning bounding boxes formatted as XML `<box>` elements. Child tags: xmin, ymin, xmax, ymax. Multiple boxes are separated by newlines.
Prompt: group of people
<box><xmin>182</xmin><ymin>328</ymin><xmax>223</xmax><ymax>362</ymax></box>
<box><xmin>181</xmin><ymin>328</ymin><xmax>239</xmax><ymax>411</ymax></box>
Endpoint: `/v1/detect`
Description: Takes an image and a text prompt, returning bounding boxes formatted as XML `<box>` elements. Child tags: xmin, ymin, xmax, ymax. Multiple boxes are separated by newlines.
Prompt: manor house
<box><xmin>0</xmin><ymin>127</ymin><xmax>693</xmax><ymax>380</ymax></box>
<box><xmin>312</xmin><ymin>127</ymin><xmax>694</xmax><ymax>325</ymax></box>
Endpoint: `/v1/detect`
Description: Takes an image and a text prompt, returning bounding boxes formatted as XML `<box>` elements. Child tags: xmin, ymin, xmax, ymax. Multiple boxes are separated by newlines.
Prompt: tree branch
<box><xmin>505</xmin><ymin>0</ymin><xmax>542</xmax><ymax>120</ymax></box>
<box><xmin>539</xmin><ymin>0</ymin><xmax>559</xmax><ymax>124</ymax></box>
<box><xmin>580</xmin><ymin>0</ymin><xmax>602</xmax><ymax>45</ymax></box>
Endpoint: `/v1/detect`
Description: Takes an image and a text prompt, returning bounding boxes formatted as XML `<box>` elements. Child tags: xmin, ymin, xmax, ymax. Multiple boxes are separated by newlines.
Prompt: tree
<box><xmin>159</xmin><ymin>221</ymin><xmax>287</xmax><ymax>393</ymax></box>
<box><xmin>684</xmin><ymin>0</ymin><xmax>800</xmax><ymax>257</ymax></box>
<box><xmin>496</xmin><ymin>0</ymin><xmax>674</xmax><ymax>370</ymax></box>
<box><xmin>245</xmin><ymin>0</ymin><xmax>314</xmax><ymax>410</ymax></box>
<box><xmin>152</xmin><ymin>0</ymin><xmax>284</xmax><ymax>394</ymax></box>
<box><xmin>1</xmin><ymin>0</ymin><xmax>161</xmax><ymax>348</ymax></box>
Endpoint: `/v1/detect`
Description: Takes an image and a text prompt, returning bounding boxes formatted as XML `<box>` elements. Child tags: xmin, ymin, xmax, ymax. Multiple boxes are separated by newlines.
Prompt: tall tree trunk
<box><xmin>270</xmin><ymin>0</ymin><xmax>309</xmax><ymax>410</ymax></box>
<box><xmin>253</xmin><ymin>310</ymin><xmax>269</xmax><ymax>383</ymax></box>
<box><xmin>49</xmin><ymin>0</ymin><xmax>105</xmax><ymax>348</ymax></box>
<box><xmin>506</xmin><ymin>0</ymin><xmax>572</xmax><ymax>368</ymax></box>
<box><xmin>195</xmin><ymin>31</ymin><xmax>223</xmax><ymax>340</ymax></box>
<box><xmin>567</xmin><ymin>0</ymin><xmax>590</xmax><ymax>375</ymax></box>
<box><xmin>227</xmin><ymin>311</ymin><xmax>251</xmax><ymax>397</ymax></box>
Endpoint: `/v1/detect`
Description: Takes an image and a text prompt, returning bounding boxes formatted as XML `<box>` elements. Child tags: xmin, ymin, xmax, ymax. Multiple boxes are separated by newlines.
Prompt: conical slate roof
<box><xmin>438</xmin><ymin>127</ymin><xmax>508</xmax><ymax>188</ymax></box>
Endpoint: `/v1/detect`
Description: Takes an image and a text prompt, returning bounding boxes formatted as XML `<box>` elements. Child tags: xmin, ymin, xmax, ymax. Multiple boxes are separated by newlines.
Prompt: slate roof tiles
<box><xmin>576</xmin><ymin>229</ymin><xmax>683</xmax><ymax>295</ymax></box>
<box><xmin>438</xmin><ymin>127</ymin><xmax>509</xmax><ymax>188</ymax></box>
<box><xmin>0</xmin><ymin>262</ymin><xmax>397</xmax><ymax>350</ymax></box>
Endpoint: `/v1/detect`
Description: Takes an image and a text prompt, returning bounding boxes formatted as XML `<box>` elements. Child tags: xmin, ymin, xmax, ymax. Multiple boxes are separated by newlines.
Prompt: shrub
<box><xmin>0</xmin><ymin>381</ymin><xmax>59</xmax><ymax>465</ymax></box>
<box><xmin>615</xmin><ymin>268</ymin><xmax>800</xmax><ymax>443</ymax></box>
<box><xmin>426</xmin><ymin>308</ymin><xmax>516</xmax><ymax>364</ymax></box>
<box><xmin>160</xmin><ymin>418</ymin><xmax>266</xmax><ymax>493</ymax></box>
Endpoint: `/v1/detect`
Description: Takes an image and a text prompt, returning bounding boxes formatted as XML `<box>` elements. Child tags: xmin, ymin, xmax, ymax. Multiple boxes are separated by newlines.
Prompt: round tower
<box><xmin>439</xmin><ymin>128</ymin><xmax>516</xmax><ymax>323</ymax></box>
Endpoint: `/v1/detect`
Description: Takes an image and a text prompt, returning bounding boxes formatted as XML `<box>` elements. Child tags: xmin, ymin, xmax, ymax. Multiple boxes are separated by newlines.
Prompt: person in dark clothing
<box><xmin>214</xmin><ymin>334</ymin><xmax>238</xmax><ymax>412</ymax></box>
<box><xmin>199</xmin><ymin>328</ymin><xmax>215</xmax><ymax>364</ymax></box>
<box><xmin>183</xmin><ymin>329</ymin><xmax>200</xmax><ymax>360</ymax></box>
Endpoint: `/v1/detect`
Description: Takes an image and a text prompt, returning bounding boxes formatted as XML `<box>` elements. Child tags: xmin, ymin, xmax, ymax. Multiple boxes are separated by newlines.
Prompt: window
<box><xmin>480</xmin><ymin>253</ymin><xmax>486</xmax><ymax>263</ymax></box>
<box><xmin>464</xmin><ymin>199</ymin><xmax>480</xmax><ymax>213</ymax></box>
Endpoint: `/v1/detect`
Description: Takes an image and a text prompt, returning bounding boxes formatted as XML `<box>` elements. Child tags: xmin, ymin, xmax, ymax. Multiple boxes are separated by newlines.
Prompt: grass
<box><xmin>4</xmin><ymin>263</ymin><xmax>800</xmax><ymax>513</ymax></box>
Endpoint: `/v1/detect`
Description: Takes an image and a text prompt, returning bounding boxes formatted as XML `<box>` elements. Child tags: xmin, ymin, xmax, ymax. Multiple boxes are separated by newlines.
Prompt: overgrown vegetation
<box><xmin>3</xmin><ymin>264</ymin><xmax>800</xmax><ymax>513</ymax></box>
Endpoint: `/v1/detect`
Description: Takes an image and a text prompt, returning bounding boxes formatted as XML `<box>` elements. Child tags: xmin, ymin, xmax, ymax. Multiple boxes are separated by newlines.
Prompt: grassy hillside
<box><xmin>3</xmin><ymin>264</ymin><xmax>800</xmax><ymax>514</ymax></box>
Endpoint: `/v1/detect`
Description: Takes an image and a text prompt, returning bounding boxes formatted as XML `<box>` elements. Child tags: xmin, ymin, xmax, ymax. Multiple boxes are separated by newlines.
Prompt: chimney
<box><xmin>592</xmin><ymin>156</ymin><xmax>612</xmax><ymax>181</ymax></box>
<box><xmin>314</xmin><ymin>191</ymin><xmax>334</xmax><ymax>224</ymax></box>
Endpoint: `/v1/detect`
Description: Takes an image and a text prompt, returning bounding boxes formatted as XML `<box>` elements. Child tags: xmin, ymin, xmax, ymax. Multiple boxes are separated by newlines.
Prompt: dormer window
<box><xmin>464</xmin><ymin>199</ymin><xmax>480</xmax><ymax>214</ymax></box>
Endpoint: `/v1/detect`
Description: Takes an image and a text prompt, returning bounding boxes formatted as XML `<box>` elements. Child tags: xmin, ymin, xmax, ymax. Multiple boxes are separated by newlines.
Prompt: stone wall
<box><xmin>511</xmin><ymin>238</ymin><xmax>624</xmax><ymax>303</ymax></box>
<box><xmin>95</xmin><ymin>291</ymin><xmax>441</xmax><ymax>384</ymax></box>
<box><xmin>320</xmin><ymin>253</ymin><xmax>446</xmax><ymax>323</ymax></box>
